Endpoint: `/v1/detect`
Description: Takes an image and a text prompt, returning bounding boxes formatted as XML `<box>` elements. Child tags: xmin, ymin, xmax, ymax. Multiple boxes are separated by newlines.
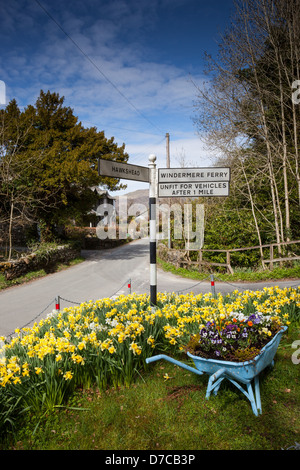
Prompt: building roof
<box><xmin>91</xmin><ymin>186</ymin><xmax>116</xmax><ymax>200</ymax></box>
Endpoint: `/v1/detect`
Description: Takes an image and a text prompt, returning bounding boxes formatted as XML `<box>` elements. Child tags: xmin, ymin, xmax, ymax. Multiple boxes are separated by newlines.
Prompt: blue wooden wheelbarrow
<box><xmin>146</xmin><ymin>326</ymin><xmax>287</xmax><ymax>416</ymax></box>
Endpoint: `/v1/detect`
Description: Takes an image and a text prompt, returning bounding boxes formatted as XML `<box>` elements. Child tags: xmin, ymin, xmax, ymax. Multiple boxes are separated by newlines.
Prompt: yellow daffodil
<box><xmin>63</xmin><ymin>371</ymin><xmax>73</xmax><ymax>380</ymax></box>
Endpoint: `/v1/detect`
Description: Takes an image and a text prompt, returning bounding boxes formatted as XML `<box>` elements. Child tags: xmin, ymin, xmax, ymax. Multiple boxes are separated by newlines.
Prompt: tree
<box><xmin>0</xmin><ymin>90</ymin><xmax>129</xmax><ymax>246</ymax></box>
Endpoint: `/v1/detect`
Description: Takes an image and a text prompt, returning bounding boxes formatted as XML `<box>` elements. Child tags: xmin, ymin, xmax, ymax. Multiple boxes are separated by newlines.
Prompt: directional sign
<box><xmin>158</xmin><ymin>167</ymin><xmax>230</xmax><ymax>197</ymax></box>
<box><xmin>99</xmin><ymin>159</ymin><xmax>149</xmax><ymax>182</ymax></box>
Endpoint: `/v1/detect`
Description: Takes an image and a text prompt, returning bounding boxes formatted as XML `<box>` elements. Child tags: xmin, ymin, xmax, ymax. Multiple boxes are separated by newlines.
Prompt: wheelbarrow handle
<box><xmin>146</xmin><ymin>354</ymin><xmax>203</xmax><ymax>376</ymax></box>
<box><xmin>146</xmin><ymin>354</ymin><xmax>166</xmax><ymax>364</ymax></box>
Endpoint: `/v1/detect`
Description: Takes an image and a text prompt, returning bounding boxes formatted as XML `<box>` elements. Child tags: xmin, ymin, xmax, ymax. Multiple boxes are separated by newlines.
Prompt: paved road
<box><xmin>1</xmin><ymin>237</ymin><xmax>299</xmax><ymax>337</ymax></box>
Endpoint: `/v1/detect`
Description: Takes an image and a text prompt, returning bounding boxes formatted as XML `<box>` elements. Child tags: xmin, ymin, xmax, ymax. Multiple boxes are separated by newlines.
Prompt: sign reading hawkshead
<box><xmin>158</xmin><ymin>167</ymin><xmax>230</xmax><ymax>197</ymax></box>
<box><xmin>99</xmin><ymin>158</ymin><xmax>149</xmax><ymax>182</ymax></box>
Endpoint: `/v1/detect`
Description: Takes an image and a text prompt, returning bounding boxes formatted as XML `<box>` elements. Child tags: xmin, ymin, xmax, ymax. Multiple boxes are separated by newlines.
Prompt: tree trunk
<box><xmin>240</xmin><ymin>159</ymin><xmax>265</xmax><ymax>267</ymax></box>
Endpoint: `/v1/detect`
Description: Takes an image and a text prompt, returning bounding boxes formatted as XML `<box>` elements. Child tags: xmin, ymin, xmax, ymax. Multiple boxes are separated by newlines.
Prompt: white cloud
<box><xmin>1</xmin><ymin>0</ymin><xmax>211</xmax><ymax>181</ymax></box>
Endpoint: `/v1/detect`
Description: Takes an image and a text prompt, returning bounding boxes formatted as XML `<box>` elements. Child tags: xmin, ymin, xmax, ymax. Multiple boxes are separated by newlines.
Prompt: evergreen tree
<box><xmin>0</xmin><ymin>90</ymin><xmax>129</xmax><ymax>245</ymax></box>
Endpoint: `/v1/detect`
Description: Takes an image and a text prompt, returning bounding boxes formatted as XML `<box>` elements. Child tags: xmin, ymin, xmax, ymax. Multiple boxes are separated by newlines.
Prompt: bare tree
<box><xmin>193</xmin><ymin>0</ymin><xmax>300</xmax><ymax>247</ymax></box>
<box><xmin>0</xmin><ymin>102</ymin><xmax>55</xmax><ymax>258</ymax></box>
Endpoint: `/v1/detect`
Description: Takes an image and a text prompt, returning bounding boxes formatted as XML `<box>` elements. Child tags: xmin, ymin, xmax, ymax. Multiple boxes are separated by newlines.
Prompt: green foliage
<box><xmin>203</xmin><ymin>204</ymin><xmax>262</xmax><ymax>267</ymax></box>
<box><xmin>230</xmin><ymin>347</ymin><xmax>261</xmax><ymax>362</ymax></box>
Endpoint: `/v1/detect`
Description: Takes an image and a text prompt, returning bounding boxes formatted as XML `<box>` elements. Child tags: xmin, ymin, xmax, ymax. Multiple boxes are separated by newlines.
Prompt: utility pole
<box><xmin>166</xmin><ymin>133</ymin><xmax>170</xmax><ymax>169</ymax></box>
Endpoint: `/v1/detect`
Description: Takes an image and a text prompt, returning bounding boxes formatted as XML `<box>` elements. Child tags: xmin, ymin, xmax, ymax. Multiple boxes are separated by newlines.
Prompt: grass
<box><xmin>2</xmin><ymin>324</ymin><xmax>299</xmax><ymax>451</ymax></box>
<box><xmin>157</xmin><ymin>257</ymin><xmax>300</xmax><ymax>283</ymax></box>
<box><xmin>0</xmin><ymin>257</ymin><xmax>85</xmax><ymax>291</ymax></box>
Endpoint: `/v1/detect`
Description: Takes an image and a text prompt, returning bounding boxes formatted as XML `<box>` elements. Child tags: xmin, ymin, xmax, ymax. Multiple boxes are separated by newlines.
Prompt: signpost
<box><xmin>99</xmin><ymin>157</ymin><xmax>156</xmax><ymax>305</ymax></box>
<box><xmin>99</xmin><ymin>158</ymin><xmax>230</xmax><ymax>306</ymax></box>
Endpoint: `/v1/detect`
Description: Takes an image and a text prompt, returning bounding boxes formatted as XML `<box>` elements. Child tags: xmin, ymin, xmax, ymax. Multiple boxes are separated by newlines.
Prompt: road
<box><xmin>1</xmin><ymin>237</ymin><xmax>299</xmax><ymax>337</ymax></box>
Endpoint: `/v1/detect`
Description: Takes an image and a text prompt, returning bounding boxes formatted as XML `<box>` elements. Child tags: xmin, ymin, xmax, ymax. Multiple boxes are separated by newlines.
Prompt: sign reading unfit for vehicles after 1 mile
<box><xmin>158</xmin><ymin>167</ymin><xmax>231</xmax><ymax>197</ymax></box>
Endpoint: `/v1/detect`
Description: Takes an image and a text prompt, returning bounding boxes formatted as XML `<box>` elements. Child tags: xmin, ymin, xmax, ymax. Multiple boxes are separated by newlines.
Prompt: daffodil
<box><xmin>63</xmin><ymin>371</ymin><xmax>73</xmax><ymax>380</ymax></box>
<box><xmin>129</xmin><ymin>342</ymin><xmax>142</xmax><ymax>355</ymax></box>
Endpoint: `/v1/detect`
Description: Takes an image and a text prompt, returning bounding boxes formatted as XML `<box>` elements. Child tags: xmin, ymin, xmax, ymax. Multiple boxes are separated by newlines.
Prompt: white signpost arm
<box><xmin>148</xmin><ymin>154</ymin><xmax>157</xmax><ymax>306</ymax></box>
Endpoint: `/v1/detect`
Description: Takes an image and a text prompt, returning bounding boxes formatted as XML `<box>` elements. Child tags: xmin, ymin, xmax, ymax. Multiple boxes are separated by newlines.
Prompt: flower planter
<box><xmin>146</xmin><ymin>326</ymin><xmax>287</xmax><ymax>416</ymax></box>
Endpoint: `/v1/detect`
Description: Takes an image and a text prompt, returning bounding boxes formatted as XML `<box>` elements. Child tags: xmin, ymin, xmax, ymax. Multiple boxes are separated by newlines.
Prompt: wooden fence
<box><xmin>169</xmin><ymin>240</ymin><xmax>300</xmax><ymax>274</ymax></box>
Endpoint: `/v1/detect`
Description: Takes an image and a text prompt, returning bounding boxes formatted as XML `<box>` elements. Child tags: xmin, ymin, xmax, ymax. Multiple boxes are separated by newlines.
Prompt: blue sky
<box><xmin>0</xmin><ymin>0</ymin><xmax>234</xmax><ymax>194</ymax></box>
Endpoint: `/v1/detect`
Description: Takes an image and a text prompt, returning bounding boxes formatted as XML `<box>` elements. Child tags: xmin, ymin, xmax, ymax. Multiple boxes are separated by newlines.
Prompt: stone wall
<box><xmin>0</xmin><ymin>244</ymin><xmax>80</xmax><ymax>281</ymax></box>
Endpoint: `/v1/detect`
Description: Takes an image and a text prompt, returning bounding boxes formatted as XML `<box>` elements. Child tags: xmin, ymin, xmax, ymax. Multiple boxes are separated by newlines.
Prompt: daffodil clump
<box><xmin>0</xmin><ymin>286</ymin><xmax>297</xmax><ymax>431</ymax></box>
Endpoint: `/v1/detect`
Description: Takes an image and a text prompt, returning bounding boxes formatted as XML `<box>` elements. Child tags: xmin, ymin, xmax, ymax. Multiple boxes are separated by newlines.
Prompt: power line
<box><xmin>33</xmin><ymin>0</ymin><xmax>163</xmax><ymax>135</ymax></box>
<box><xmin>82</xmin><ymin>120</ymin><xmax>162</xmax><ymax>137</ymax></box>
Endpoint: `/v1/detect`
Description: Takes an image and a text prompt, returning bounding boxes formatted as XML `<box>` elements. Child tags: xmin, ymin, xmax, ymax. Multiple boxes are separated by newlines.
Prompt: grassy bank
<box><xmin>0</xmin><ymin>257</ymin><xmax>85</xmax><ymax>291</ymax></box>
<box><xmin>157</xmin><ymin>257</ymin><xmax>300</xmax><ymax>283</ymax></box>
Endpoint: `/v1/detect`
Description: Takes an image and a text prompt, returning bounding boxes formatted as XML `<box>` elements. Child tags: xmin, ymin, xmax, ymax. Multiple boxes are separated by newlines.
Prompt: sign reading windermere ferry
<box><xmin>158</xmin><ymin>167</ymin><xmax>230</xmax><ymax>197</ymax></box>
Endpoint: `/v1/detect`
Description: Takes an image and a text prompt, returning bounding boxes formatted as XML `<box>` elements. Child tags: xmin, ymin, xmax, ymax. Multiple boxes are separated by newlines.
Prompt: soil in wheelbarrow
<box><xmin>185</xmin><ymin>324</ymin><xmax>283</xmax><ymax>363</ymax></box>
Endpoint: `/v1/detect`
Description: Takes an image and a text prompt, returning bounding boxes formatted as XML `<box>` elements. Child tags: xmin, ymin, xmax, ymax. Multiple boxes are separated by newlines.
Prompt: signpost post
<box><xmin>148</xmin><ymin>155</ymin><xmax>157</xmax><ymax>306</ymax></box>
<box><xmin>99</xmin><ymin>158</ymin><xmax>230</xmax><ymax>306</ymax></box>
